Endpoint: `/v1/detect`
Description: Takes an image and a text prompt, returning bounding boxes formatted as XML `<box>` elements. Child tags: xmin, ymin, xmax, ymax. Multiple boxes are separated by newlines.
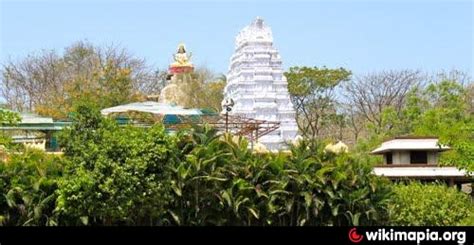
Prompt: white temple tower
<box><xmin>222</xmin><ymin>17</ymin><xmax>298</xmax><ymax>150</ymax></box>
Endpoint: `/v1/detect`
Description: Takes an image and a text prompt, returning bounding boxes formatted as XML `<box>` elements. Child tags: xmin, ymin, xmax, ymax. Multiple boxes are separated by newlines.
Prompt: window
<box><xmin>410</xmin><ymin>151</ymin><xmax>428</xmax><ymax>164</ymax></box>
<box><xmin>385</xmin><ymin>153</ymin><xmax>393</xmax><ymax>164</ymax></box>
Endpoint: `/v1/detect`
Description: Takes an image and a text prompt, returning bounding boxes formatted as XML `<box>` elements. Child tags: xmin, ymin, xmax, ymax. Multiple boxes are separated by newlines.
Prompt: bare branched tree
<box><xmin>0</xmin><ymin>41</ymin><xmax>164</xmax><ymax>117</ymax></box>
<box><xmin>343</xmin><ymin>70</ymin><xmax>424</xmax><ymax>134</ymax></box>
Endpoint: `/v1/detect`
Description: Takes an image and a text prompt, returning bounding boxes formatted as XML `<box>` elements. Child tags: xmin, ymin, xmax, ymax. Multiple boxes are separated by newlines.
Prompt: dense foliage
<box><xmin>0</xmin><ymin>103</ymin><xmax>472</xmax><ymax>226</ymax></box>
<box><xmin>1</xmin><ymin>41</ymin><xmax>157</xmax><ymax>119</ymax></box>
<box><xmin>349</xmin><ymin>75</ymin><xmax>472</xmax><ymax>169</ymax></box>
<box><xmin>285</xmin><ymin>66</ymin><xmax>352</xmax><ymax>139</ymax></box>
<box><xmin>1</xmin><ymin>42</ymin><xmax>227</xmax><ymax>119</ymax></box>
<box><xmin>366</xmin><ymin>80</ymin><xmax>474</xmax><ymax>170</ymax></box>
<box><xmin>389</xmin><ymin>182</ymin><xmax>473</xmax><ymax>226</ymax></box>
<box><xmin>0</xmin><ymin>150</ymin><xmax>63</xmax><ymax>226</ymax></box>
<box><xmin>404</xmin><ymin>81</ymin><xmax>474</xmax><ymax>171</ymax></box>
<box><xmin>0</xmin><ymin>109</ymin><xmax>20</xmax><ymax>147</ymax></box>
<box><xmin>55</xmin><ymin>105</ymin><xmax>172</xmax><ymax>225</ymax></box>
<box><xmin>164</xmin><ymin>130</ymin><xmax>391</xmax><ymax>226</ymax></box>
<box><xmin>0</xmin><ymin>105</ymin><xmax>392</xmax><ymax>226</ymax></box>
<box><xmin>285</xmin><ymin>67</ymin><xmax>472</xmax><ymax>171</ymax></box>
<box><xmin>167</xmin><ymin>70</ymin><xmax>226</xmax><ymax>112</ymax></box>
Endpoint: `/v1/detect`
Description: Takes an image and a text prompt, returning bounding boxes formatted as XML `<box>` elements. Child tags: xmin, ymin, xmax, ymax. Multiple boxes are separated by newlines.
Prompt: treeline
<box><xmin>285</xmin><ymin>67</ymin><xmax>473</xmax><ymax>170</ymax></box>
<box><xmin>0</xmin><ymin>41</ymin><xmax>225</xmax><ymax>119</ymax></box>
<box><xmin>2</xmin><ymin>43</ymin><xmax>472</xmax><ymax>170</ymax></box>
<box><xmin>0</xmin><ymin>105</ymin><xmax>472</xmax><ymax>226</ymax></box>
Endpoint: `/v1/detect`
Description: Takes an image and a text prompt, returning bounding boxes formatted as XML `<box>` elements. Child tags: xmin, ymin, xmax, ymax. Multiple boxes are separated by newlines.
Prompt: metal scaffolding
<box><xmin>168</xmin><ymin>114</ymin><xmax>280</xmax><ymax>143</ymax></box>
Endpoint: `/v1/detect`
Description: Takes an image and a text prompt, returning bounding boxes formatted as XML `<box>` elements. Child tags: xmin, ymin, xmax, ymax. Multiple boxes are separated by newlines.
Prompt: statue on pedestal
<box><xmin>160</xmin><ymin>43</ymin><xmax>195</xmax><ymax>105</ymax></box>
<box><xmin>169</xmin><ymin>43</ymin><xmax>194</xmax><ymax>74</ymax></box>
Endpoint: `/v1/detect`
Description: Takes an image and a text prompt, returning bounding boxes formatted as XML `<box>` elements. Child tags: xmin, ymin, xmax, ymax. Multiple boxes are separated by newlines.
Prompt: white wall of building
<box><xmin>385</xmin><ymin>150</ymin><xmax>439</xmax><ymax>165</ymax></box>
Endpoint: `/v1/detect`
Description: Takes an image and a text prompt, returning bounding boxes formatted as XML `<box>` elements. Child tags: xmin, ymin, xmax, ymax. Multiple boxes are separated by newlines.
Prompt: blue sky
<box><xmin>1</xmin><ymin>0</ymin><xmax>473</xmax><ymax>77</ymax></box>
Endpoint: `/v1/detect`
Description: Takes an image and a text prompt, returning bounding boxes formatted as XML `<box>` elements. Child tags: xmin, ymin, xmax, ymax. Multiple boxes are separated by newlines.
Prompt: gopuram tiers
<box><xmin>222</xmin><ymin>17</ymin><xmax>298</xmax><ymax>150</ymax></box>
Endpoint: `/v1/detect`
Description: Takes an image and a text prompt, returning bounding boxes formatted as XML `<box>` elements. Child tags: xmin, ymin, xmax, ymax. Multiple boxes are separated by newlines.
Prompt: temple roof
<box><xmin>100</xmin><ymin>101</ymin><xmax>203</xmax><ymax>116</ymax></box>
<box><xmin>373</xmin><ymin>166</ymin><xmax>470</xmax><ymax>179</ymax></box>
<box><xmin>371</xmin><ymin>137</ymin><xmax>450</xmax><ymax>154</ymax></box>
<box><xmin>20</xmin><ymin>112</ymin><xmax>54</xmax><ymax>124</ymax></box>
<box><xmin>235</xmin><ymin>17</ymin><xmax>273</xmax><ymax>47</ymax></box>
<box><xmin>0</xmin><ymin>111</ymin><xmax>68</xmax><ymax>131</ymax></box>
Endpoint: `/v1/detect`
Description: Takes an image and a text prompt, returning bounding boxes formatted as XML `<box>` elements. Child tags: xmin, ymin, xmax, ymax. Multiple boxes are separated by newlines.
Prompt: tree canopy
<box><xmin>285</xmin><ymin>66</ymin><xmax>352</xmax><ymax>139</ymax></box>
<box><xmin>1</xmin><ymin>41</ymin><xmax>166</xmax><ymax>119</ymax></box>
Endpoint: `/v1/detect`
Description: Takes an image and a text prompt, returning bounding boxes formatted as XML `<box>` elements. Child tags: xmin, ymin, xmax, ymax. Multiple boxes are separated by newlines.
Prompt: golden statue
<box><xmin>171</xmin><ymin>43</ymin><xmax>193</xmax><ymax>67</ymax></box>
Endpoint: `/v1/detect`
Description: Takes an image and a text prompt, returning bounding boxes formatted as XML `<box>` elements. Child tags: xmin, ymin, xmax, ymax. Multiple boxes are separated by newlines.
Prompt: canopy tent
<box><xmin>101</xmin><ymin>101</ymin><xmax>203</xmax><ymax>116</ymax></box>
<box><xmin>100</xmin><ymin>101</ymin><xmax>204</xmax><ymax>126</ymax></box>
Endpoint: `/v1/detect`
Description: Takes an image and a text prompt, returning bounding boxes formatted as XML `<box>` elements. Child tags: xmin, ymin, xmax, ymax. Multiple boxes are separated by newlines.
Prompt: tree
<box><xmin>0</xmin><ymin>150</ymin><xmax>63</xmax><ymax>226</ymax></box>
<box><xmin>402</xmin><ymin>79</ymin><xmax>474</xmax><ymax>171</ymax></box>
<box><xmin>52</xmin><ymin>103</ymin><xmax>392</xmax><ymax>226</ymax></box>
<box><xmin>344</xmin><ymin>70</ymin><xmax>423</xmax><ymax>135</ymax></box>
<box><xmin>389</xmin><ymin>182</ymin><xmax>473</xmax><ymax>225</ymax></box>
<box><xmin>203</xmin><ymin>79</ymin><xmax>226</xmax><ymax>112</ymax></box>
<box><xmin>0</xmin><ymin>109</ymin><xmax>20</xmax><ymax>147</ymax></box>
<box><xmin>138</xmin><ymin>69</ymin><xmax>169</xmax><ymax>97</ymax></box>
<box><xmin>466</xmin><ymin>82</ymin><xmax>474</xmax><ymax>115</ymax></box>
<box><xmin>56</xmin><ymin>103</ymin><xmax>174</xmax><ymax>225</ymax></box>
<box><xmin>165</xmin><ymin>68</ymin><xmax>225</xmax><ymax>112</ymax></box>
<box><xmin>285</xmin><ymin>66</ymin><xmax>351</xmax><ymax>139</ymax></box>
<box><xmin>0</xmin><ymin>109</ymin><xmax>20</xmax><ymax>125</ymax></box>
<box><xmin>341</xmin><ymin>103</ymin><xmax>366</xmax><ymax>143</ymax></box>
<box><xmin>0</xmin><ymin>41</ymin><xmax>160</xmax><ymax>119</ymax></box>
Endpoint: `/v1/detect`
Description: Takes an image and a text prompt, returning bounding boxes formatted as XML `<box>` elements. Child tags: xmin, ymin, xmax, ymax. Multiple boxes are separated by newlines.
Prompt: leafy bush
<box><xmin>0</xmin><ymin>104</ymin><xmax>395</xmax><ymax>226</ymax></box>
<box><xmin>0</xmin><ymin>149</ymin><xmax>63</xmax><ymax>226</ymax></box>
<box><xmin>164</xmin><ymin>132</ymin><xmax>392</xmax><ymax>226</ymax></box>
<box><xmin>0</xmin><ymin>109</ymin><xmax>20</xmax><ymax>147</ymax></box>
<box><xmin>388</xmin><ymin>182</ymin><xmax>474</xmax><ymax>226</ymax></box>
<box><xmin>51</xmin><ymin>104</ymin><xmax>393</xmax><ymax>226</ymax></box>
<box><xmin>55</xmin><ymin>105</ymin><xmax>174</xmax><ymax>225</ymax></box>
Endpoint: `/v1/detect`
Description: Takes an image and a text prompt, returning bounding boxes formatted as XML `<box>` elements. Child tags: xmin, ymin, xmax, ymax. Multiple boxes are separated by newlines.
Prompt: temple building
<box><xmin>0</xmin><ymin>111</ymin><xmax>68</xmax><ymax>152</ymax></box>
<box><xmin>222</xmin><ymin>17</ymin><xmax>298</xmax><ymax>150</ymax></box>
<box><xmin>371</xmin><ymin>137</ymin><xmax>472</xmax><ymax>189</ymax></box>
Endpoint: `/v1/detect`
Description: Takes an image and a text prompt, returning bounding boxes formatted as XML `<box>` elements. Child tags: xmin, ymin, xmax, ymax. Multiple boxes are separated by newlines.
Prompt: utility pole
<box><xmin>222</xmin><ymin>98</ymin><xmax>234</xmax><ymax>133</ymax></box>
<box><xmin>225</xmin><ymin>112</ymin><xmax>229</xmax><ymax>133</ymax></box>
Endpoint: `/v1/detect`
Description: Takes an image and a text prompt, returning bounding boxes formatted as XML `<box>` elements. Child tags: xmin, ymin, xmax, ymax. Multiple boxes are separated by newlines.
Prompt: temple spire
<box><xmin>222</xmin><ymin>18</ymin><xmax>298</xmax><ymax>150</ymax></box>
<box><xmin>254</xmin><ymin>16</ymin><xmax>264</xmax><ymax>28</ymax></box>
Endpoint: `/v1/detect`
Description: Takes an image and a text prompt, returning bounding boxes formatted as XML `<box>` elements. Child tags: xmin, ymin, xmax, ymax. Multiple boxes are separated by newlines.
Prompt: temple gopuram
<box><xmin>222</xmin><ymin>17</ymin><xmax>298</xmax><ymax>150</ymax></box>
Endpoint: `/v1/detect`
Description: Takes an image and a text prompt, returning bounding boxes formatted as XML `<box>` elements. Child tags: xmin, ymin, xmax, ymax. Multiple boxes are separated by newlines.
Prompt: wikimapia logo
<box><xmin>348</xmin><ymin>228</ymin><xmax>364</xmax><ymax>243</ymax></box>
<box><xmin>348</xmin><ymin>227</ymin><xmax>467</xmax><ymax>244</ymax></box>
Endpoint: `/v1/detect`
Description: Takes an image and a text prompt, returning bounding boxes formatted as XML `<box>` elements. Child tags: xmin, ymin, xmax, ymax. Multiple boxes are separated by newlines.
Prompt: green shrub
<box><xmin>56</xmin><ymin>105</ymin><xmax>174</xmax><ymax>225</ymax></box>
<box><xmin>54</xmin><ymin>104</ymin><xmax>392</xmax><ymax>226</ymax></box>
<box><xmin>0</xmin><ymin>149</ymin><xmax>63</xmax><ymax>226</ymax></box>
<box><xmin>388</xmin><ymin>182</ymin><xmax>474</xmax><ymax>226</ymax></box>
<box><xmin>152</xmin><ymin>128</ymin><xmax>392</xmax><ymax>226</ymax></box>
